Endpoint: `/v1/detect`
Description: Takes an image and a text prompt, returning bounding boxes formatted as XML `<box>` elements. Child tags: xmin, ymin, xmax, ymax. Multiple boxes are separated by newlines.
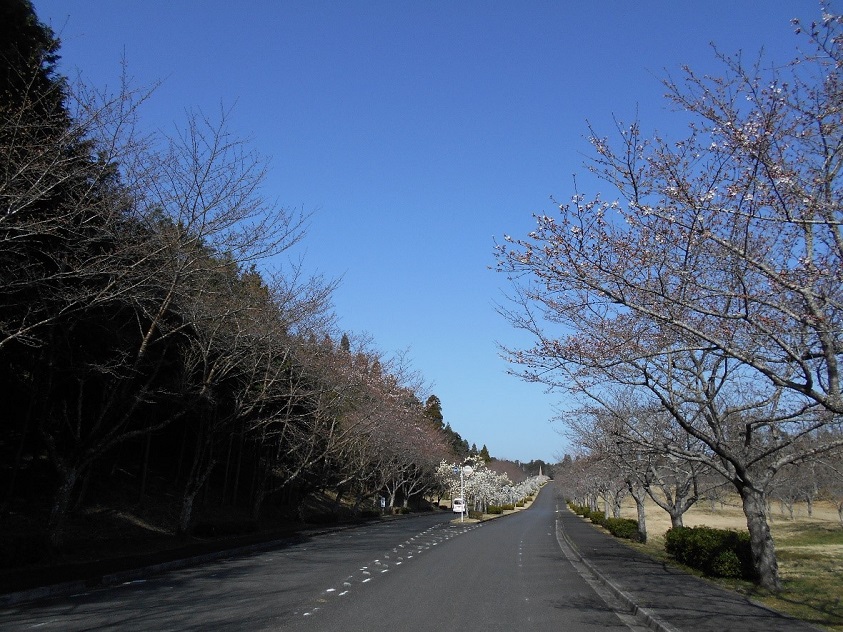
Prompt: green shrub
<box><xmin>604</xmin><ymin>517</ymin><xmax>641</xmax><ymax>541</ymax></box>
<box><xmin>468</xmin><ymin>509</ymin><xmax>484</xmax><ymax>520</ymax></box>
<box><xmin>568</xmin><ymin>502</ymin><xmax>590</xmax><ymax>516</ymax></box>
<box><xmin>587</xmin><ymin>510</ymin><xmax>607</xmax><ymax>526</ymax></box>
<box><xmin>710</xmin><ymin>549</ymin><xmax>744</xmax><ymax>578</ymax></box>
<box><xmin>486</xmin><ymin>505</ymin><xmax>504</xmax><ymax>514</ymax></box>
<box><xmin>500</xmin><ymin>503</ymin><xmax>515</xmax><ymax>511</ymax></box>
<box><xmin>665</xmin><ymin>526</ymin><xmax>756</xmax><ymax>580</ymax></box>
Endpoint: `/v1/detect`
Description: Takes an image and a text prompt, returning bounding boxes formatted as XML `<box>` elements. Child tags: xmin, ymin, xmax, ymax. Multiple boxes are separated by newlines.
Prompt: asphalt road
<box><xmin>2</xmin><ymin>487</ymin><xmax>646</xmax><ymax>631</ymax></box>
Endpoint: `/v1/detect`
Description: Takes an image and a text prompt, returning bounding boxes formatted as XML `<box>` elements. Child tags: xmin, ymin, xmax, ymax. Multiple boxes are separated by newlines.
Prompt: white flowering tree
<box><xmin>435</xmin><ymin>460</ymin><xmax>459</xmax><ymax>502</ymax></box>
<box><xmin>464</xmin><ymin>466</ymin><xmax>511</xmax><ymax>512</ymax></box>
<box><xmin>436</xmin><ymin>458</ymin><xmax>548</xmax><ymax>514</ymax></box>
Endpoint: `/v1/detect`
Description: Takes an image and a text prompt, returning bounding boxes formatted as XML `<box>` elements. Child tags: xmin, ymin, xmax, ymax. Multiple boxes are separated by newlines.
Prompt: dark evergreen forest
<box><xmin>0</xmin><ymin>0</ymin><xmax>479</xmax><ymax>568</ymax></box>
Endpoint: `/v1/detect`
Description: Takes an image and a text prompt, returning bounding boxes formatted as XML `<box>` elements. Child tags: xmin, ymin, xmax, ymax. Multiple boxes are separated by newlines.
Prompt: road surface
<box><xmin>2</xmin><ymin>486</ymin><xmax>646</xmax><ymax>631</ymax></box>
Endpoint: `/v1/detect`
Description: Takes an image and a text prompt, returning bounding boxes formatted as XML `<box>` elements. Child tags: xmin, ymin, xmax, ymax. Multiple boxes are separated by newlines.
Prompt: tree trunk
<box><xmin>635</xmin><ymin>496</ymin><xmax>648</xmax><ymax>543</ymax></box>
<box><xmin>627</xmin><ymin>481</ymin><xmax>648</xmax><ymax>543</ymax></box>
<box><xmin>139</xmin><ymin>433</ymin><xmax>152</xmax><ymax>504</ymax></box>
<box><xmin>612</xmin><ymin>494</ymin><xmax>623</xmax><ymax>519</ymax></box>
<box><xmin>177</xmin><ymin>426</ymin><xmax>216</xmax><ymax>535</ymax></box>
<box><xmin>669</xmin><ymin>511</ymin><xmax>684</xmax><ymax>529</ymax></box>
<box><xmin>73</xmin><ymin>466</ymin><xmax>92</xmax><ymax>510</ymax></box>
<box><xmin>232</xmin><ymin>431</ymin><xmax>245</xmax><ymax>507</ymax></box>
<box><xmin>739</xmin><ymin>485</ymin><xmax>780</xmax><ymax>592</ymax></box>
<box><xmin>177</xmin><ymin>492</ymin><xmax>196</xmax><ymax>535</ymax></box>
<box><xmin>784</xmin><ymin>500</ymin><xmax>794</xmax><ymax>520</ymax></box>
<box><xmin>177</xmin><ymin>458</ymin><xmax>216</xmax><ymax>535</ymax></box>
<box><xmin>5</xmin><ymin>382</ymin><xmax>38</xmax><ymax>507</ymax></box>
<box><xmin>251</xmin><ymin>457</ymin><xmax>267</xmax><ymax>520</ymax></box>
<box><xmin>47</xmin><ymin>466</ymin><xmax>78</xmax><ymax>549</ymax></box>
<box><xmin>221</xmin><ymin>432</ymin><xmax>234</xmax><ymax>504</ymax></box>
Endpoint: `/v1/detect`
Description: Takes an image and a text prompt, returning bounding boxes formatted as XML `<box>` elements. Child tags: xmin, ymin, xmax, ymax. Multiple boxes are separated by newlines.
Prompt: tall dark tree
<box><xmin>0</xmin><ymin>0</ymin><xmax>66</xmax><ymax>118</ymax></box>
<box><xmin>479</xmin><ymin>444</ymin><xmax>491</xmax><ymax>462</ymax></box>
<box><xmin>1</xmin><ymin>0</ymin><xmax>309</xmax><ymax>547</ymax></box>
<box><xmin>423</xmin><ymin>394</ymin><xmax>444</xmax><ymax>429</ymax></box>
<box><xmin>0</xmin><ymin>0</ymin><xmax>95</xmax><ymax>519</ymax></box>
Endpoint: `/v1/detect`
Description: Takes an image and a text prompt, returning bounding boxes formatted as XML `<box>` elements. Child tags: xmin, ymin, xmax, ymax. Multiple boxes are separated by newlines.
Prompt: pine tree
<box><xmin>0</xmin><ymin>0</ymin><xmax>67</xmax><ymax>120</ymax></box>
<box><xmin>423</xmin><ymin>395</ymin><xmax>444</xmax><ymax>429</ymax></box>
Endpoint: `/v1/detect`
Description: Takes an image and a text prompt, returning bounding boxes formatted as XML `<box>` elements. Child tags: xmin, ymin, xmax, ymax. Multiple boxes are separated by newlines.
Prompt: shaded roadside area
<box><xmin>0</xmin><ymin>512</ymin><xmax>400</xmax><ymax>606</ymax></box>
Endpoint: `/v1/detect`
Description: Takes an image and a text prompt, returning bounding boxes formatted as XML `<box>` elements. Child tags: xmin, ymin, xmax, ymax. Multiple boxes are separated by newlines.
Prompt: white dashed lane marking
<box><xmin>298</xmin><ymin>521</ymin><xmax>481</xmax><ymax>618</ymax></box>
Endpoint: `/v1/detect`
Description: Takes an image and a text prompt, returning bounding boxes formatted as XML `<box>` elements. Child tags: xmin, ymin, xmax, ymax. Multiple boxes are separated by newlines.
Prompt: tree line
<box><xmin>0</xmin><ymin>0</ymin><xmax>479</xmax><ymax>557</ymax></box>
<box><xmin>496</xmin><ymin>8</ymin><xmax>843</xmax><ymax>592</ymax></box>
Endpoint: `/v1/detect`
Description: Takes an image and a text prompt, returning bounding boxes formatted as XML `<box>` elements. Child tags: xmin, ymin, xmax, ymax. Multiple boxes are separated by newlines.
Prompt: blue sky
<box><xmin>33</xmin><ymin>1</ymin><xmax>824</xmax><ymax>463</ymax></box>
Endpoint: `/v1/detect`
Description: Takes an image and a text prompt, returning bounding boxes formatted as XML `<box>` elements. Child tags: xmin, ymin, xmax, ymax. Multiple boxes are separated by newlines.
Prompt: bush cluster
<box><xmin>568</xmin><ymin>502</ymin><xmax>591</xmax><ymax>517</ymax></box>
<box><xmin>604</xmin><ymin>517</ymin><xmax>642</xmax><ymax>541</ymax></box>
<box><xmin>568</xmin><ymin>503</ymin><xmax>604</xmax><ymax>524</ymax></box>
<box><xmin>664</xmin><ymin>526</ymin><xmax>756</xmax><ymax>580</ymax></box>
<box><xmin>486</xmin><ymin>505</ymin><xmax>504</xmax><ymax>514</ymax></box>
<box><xmin>568</xmin><ymin>502</ymin><xmax>640</xmax><ymax>541</ymax></box>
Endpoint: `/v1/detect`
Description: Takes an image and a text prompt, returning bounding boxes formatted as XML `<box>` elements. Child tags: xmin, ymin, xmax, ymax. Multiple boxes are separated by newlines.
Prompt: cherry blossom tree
<box><xmin>496</xmin><ymin>10</ymin><xmax>843</xmax><ymax>591</ymax></box>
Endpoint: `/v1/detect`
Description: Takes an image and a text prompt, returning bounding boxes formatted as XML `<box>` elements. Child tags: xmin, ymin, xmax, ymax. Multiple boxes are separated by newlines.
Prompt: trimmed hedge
<box><xmin>567</xmin><ymin>502</ymin><xmax>640</xmax><ymax>540</ymax></box>
<box><xmin>664</xmin><ymin>526</ymin><xmax>756</xmax><ymax>580</ymax></box>
<box><xmin>567</xmin><ymin>503</ymin><xmax>604</xmax><ymax>524</ymax></box>
<box><xmin>604</xmin><ymin>517</ymin><xmax>642</xmax><ymax>541</ymax></box>
<box><xmin>568</xmin><ymin>503</ymin><xmax>590</xmax><ymax>516</ymax></box>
